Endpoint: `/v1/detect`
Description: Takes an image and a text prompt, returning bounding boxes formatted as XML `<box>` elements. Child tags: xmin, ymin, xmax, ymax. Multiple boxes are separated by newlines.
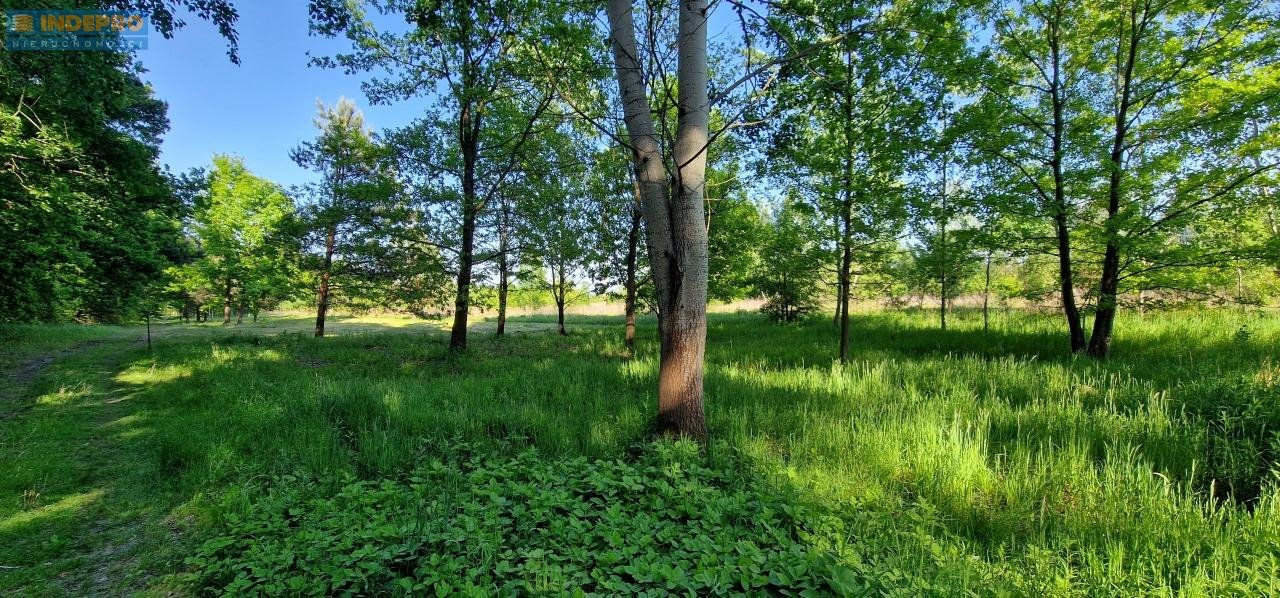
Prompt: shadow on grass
<box><xmin>4</xmin><ymin>310</ymin><xmax>1276</xmax><ymax>593</ymax></box>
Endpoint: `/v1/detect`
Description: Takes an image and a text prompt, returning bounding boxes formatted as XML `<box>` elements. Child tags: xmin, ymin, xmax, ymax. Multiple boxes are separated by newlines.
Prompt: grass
<box><xmin>1</xmin><ymin>308</ymin><xmax>1279</xmax><ymax>594</ymax></box>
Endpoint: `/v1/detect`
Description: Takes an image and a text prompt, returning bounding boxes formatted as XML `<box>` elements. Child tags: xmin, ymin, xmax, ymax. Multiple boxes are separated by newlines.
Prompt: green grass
<box><xmin>2</xmin><ymin>309</ymin><xmax>1279</xmax><ymax>594</ymax></box>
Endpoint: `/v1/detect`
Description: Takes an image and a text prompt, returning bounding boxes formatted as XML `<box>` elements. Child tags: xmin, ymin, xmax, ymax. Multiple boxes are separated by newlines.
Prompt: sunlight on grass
<box><xmin>0</xmin><ymin>489</ymin><xmax>104</xmax><ymax>535</ymax></box>
<box><xmin>34</xmin><ymin>383</ymin><xmax>95</xmax><ymax>407</ymax></box>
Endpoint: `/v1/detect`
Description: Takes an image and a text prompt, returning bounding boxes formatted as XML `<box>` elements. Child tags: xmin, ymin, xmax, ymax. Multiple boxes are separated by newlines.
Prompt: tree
<box><xmin>765</xmin><ymin>1</ymin><xmax>930</xmax><ymax>361</ymax></box>
<box><xmin>291</xmin><ymin>97</ymin><xmax>401</xmax><ymax>337</ymax></box>
<box><xmin>964</xmin><ymin>0</ymin><xmax>1095</xmax><ymax>352</ymax></box>
<box><xmin>310</xmin><ymin>0</ymin><xmax>593</xmax><ymax>351</ymax></box>
<box><xmin>585</xmin><ymin>143</ymin><xmax>649</xmax><ymax>351</ymax></box>
<box><xmin>192</xmin><ymin>156</ymin><xmax>295</xmax><ymax>324</ymax></box>
<box><xmin>1080</xmin><ymin>0</ymin><xmax>1280</xmax><ymax>357</ymax></box>
<box><xmin>606</xmin><ymin>0</ymin><xmax>715</xmax><ymax>438</ymax></box>
<box><xmin>756</xmin><ymin>198</ymin><xmax>824</xmax><ymax>322</ymax></box>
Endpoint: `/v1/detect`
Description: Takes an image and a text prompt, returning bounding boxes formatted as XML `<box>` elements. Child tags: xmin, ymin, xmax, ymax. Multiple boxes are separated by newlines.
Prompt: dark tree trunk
<box><xmin>1087</xmin><ymin>8</ymin><xmax>1141</xmax><ymax>359</ymax></box>
<box><xmin>315</xmin><ymin>225</ymin><xmax>336</xmax><ymax>337</ymax></box>
<box><xmin>449</xmin><ymin>98</ymin><xmax>481</xmax><ymax>352</ymax></box>
<box><xmin>555</xmin><ymin>259</ymin><xmax>567</xmax><ymax>336</ymax></box>
<box><xmin>496</xmin><ymin>200</ymin><xmax>511</xmax><ymax>337</ymax></box>
<box><xmin>1047</xmin><ymin>16</ymin><xmax>1085</xmax><ymax>353</ymax></box>
<box><xmin>837</xmin><ymin>228</ymin><xmax>852</xmax><ymax>363</ymax></box>
<box><xmin>939</xmin><ymin>130</ymin><xmax>949</xmax><ymax>332</ymax></box>
<box><xmin>837</xmin><ymin>41</ymin><xmax>854</xmax><ymax>364</ymax></box>
<box><xmin>496</xmin><ymin>261</ymin><xmax>508</xmax><ymax>337</ymax></box>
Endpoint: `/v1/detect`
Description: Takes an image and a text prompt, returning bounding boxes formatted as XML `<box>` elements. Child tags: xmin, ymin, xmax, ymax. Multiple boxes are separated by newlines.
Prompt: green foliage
<box><xmin>178</xmin><ymin>156</ymin><xmax>297</xmax><ymax>319</ymax></box>
<box><xmin>5</xmin><ymin>311</ymin><xmax>1280</xmax><ymax>594</ymax></box>
<box><xmin>756</xmin><ymin>199</ymin><xmax>823</xmax><ymax>322</ymax></box>
<box><xmin>188</xmin><ymin>441</ymin><xmax>850</xmax><ymax>595</ymax></box>
<box><xmin>0</xmin><ymin>34</ymin><xmax>178</xmax><ymax>322</ymax></box>
<box><xmin>707</xmin><ymin>198</ymin><xmax>766</xmax><ymax>303</ymax></box>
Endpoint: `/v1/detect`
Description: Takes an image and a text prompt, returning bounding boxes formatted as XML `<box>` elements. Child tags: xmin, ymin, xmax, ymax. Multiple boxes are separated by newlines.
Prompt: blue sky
<box><xmin>139</xmin><ymin>2</ymin><xmax>421</xmax><ymax>187</ymax></box>
<box><xmin>139</xmin><ymin>2</ymin><xmax>747</xmax><ymax>188</ymax></box>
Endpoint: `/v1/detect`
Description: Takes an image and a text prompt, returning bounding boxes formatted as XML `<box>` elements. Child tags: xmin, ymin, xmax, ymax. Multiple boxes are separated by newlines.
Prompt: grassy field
<box><xmin>1</xmin><ymin>309</ymin><xmax>1278</xmax><ymax>594</ymax></box>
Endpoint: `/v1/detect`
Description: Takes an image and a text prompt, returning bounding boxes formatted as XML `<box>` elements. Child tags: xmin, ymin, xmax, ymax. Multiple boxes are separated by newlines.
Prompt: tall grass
<box><xmin>3</xmin><ymin>309</ymin><xmax>1279</xmax><ymax>593</ymax></box>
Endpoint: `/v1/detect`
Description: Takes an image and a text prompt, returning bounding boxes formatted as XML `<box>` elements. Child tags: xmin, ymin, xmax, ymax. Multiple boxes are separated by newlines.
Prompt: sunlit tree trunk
<box><xmin>607</xmin><ymin>0</ymin><xmax>709</xmax><ymax>439</ymax></box>
<box><xmin>983</xmin><ymin>251</ymin><xmax>992</xmax><ymax>332</ymax></box>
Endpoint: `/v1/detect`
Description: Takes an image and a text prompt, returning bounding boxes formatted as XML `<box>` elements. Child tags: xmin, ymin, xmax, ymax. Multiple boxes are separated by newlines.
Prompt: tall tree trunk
<box><xmin>837</xmin><ymin>39</ymin><xmax>854</xmax><ymax>363</ymax></box>
<box><xmin>939</xmin><ymin>109</ymin><xmax>949</xmax><ymax>332</ymax></box>
<box><xmin>222</xmin><ymin>277</ymin><xmax>232</xmax><ymax>324</ymax></box>
<box><xmin>556</xmin><ymin>258</ymin><xmax>567</xmax><ymax>336</ymax></box>
<box><xmin>236</xmin><ymin>302</ymin><xmax>243</xmax><ymax>325</ymax></box>
<box><xmin>496</xmin><ymin>200</ymin><xmax>510</xmax><ymax>337</ymax></box>
<box><xmin>449</xmin><ymin>99</ymin><xmax>481</xmax><ymax>351</ymax></box>
<box><xmin>315</xmin><ymin>225</ymin><xmax>336</xmax><ymax>337</ymax></box>
<box><xmin>983</xmin><ymin>251</ymin><xmax>992</xmax><ymax>332</ymax></box>
<box><xmin>1048</xmin><ymin>13</ymin><xmax>1085</xmax><ymax>352</ymax></box>
<box><xmin>623</xmin><ymin>184</ymin><xmax>641</xmax><ymax>351</ymax></box>
<box><xmin>607</xmin><ymin>0</ymin><xmax>709</xmax><ymax>439</ymax></box>
<box><xmin>1088</xmin><ymin>5</ymin><xmax>1141</xmax><ymax>359</ymax></box>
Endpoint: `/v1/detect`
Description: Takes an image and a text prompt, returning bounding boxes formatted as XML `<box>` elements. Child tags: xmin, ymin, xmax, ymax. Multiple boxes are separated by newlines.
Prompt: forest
<box><xmin>2</xmin><ymin>0</ymin><xmax>1279</xmax><ymax>594</ymax></box>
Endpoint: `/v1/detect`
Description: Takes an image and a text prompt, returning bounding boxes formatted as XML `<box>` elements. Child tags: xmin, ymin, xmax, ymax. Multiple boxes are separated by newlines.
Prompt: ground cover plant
<box><xmin>2</xmin><ymin>309</ymin><xmax>1279</xmax><ymax>594</ymax></box>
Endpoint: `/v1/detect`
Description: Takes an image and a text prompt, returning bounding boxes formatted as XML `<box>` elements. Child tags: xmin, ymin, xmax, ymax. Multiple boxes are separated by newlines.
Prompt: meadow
<box><xmin>1</xmin><ymin>308</ymin><xmax>1278</xmax><ymax>595</ymax></box>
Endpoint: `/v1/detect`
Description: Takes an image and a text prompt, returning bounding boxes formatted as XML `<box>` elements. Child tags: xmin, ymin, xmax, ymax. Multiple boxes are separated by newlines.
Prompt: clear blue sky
<box><xmin>140</xmin><ymin>2</ymin><xmax>745</xmax><ymax>188</ymax></box>
<box><xmin>139</xmin><ymin>2</ymin><xmax>421</xmax><ymax>187</ymax></box>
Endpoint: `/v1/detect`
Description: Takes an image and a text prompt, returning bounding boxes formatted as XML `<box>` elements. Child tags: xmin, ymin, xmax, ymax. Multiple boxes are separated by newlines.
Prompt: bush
<box><xmin>187</xmin><ymin>441</ymin><xmax>857</xmax><ymax>595</ymax></box>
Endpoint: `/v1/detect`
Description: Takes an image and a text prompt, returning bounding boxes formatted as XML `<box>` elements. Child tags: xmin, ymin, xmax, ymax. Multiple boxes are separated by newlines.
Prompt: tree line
<box><xmin>2</xmin><ymin>0</ymin><xmax>1276</xmax><ymax>438</ymax></box>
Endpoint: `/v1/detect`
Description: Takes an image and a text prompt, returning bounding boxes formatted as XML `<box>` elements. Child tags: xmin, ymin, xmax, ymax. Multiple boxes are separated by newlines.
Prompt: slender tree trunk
<box><xmin>556</xmin><ymin>259</ymin><xmax>567</xmax><ymax>336</ymax></box>
<box><xmin>1047</xmin><ymin>14</ymin><xmax>1085</xmax><ymax>352</ymax></box>
<box><xmin>236</xmin><ymin>302</ymin><xmax>243</xmax><ymax>325</ymax></box>
<box><xmin>496</xmin><ymin>199</ymin><xmax>510</xmax><ymax>337</ymax></box>
<box><xmin>939</xmin><ymin>111</ymin><xmax>949</xmax><ymax>332</ymax></box>
<box><xmin>315</xmin><ymin>225</ymin><xmax>336</xmax><ymax>337</ymax></box>
<box><xmin>624</xmin><ymin>191</ymin><xmax>641</xmax><ymax>351</ymax></box>
<box><xmin>607</xmin><ymin>0</ymin><xmax>709</xmax><ymax>439</ymax></box>
<box><xmin>832</xmin><ymin>212</ymin><xmax>843</xmax><ymax>326</ymax></box>
<box><xmin>1088</xmin><ymin>7</ymin><xmax>1141</xmax><ymax>359</ymax></box>
<box><xmin>449</xmin><ymin>99</ymin><xmax>481</xmax><ymax>352</ymax></box>
<box><xmin>252</xmin><ymin>308</ymin><xmax>258</xmax><ymax>323</ymax></box>
<box><xmin>222</xmin><ymin>277</ymin><xmax>232</xmax><ymax>324</ymax></box>
<box><xmin>983</xmin><ymin>251</ymin><xmax>992</xmax><ymax>332</ymax></box>
<box><xmin>837</xmin><ymin>39</ymin><xmax>854</xmax><ymax>363</ymax></box>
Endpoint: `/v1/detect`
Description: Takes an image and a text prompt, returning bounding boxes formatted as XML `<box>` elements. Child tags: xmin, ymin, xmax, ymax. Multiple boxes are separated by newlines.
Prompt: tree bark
<box><xmin>1088</xmin><ymin>4</ymin><xmax>1142</xmax><ymax>359</ymax></box>
<box><xmin>1047</xmin><ymin>12</ymin><xmax>1085</xmax><ymax>353</ymax></box>
<box><xmin>607</xmin><ymin>0</ymin><xmax>709</xmax><ymax>440</ymax></box>
<box><xmin>623</xmin><ymin>181</ymin><xmax>641</xmax><ymax>351</ymax></box>
<box><xmin>496</xmin><ymin>199</ymin><xmax>510</xmax><ymax>337</ymax></box>
<box><xmin>555</xmin><ymin>258</ymin><xmax>567</xmax><ymax>336</ymax></box>
<box><xmin>315</xmin><ymin>226</ymin><xmax>337</xmax><ymax>338</ymax></box>
<box><xmin>983</xmin><ymin>251</ymin><xmax>992</xmax><ymax>332</ymax></box>
<box><xmin>449</xmin><ymin>95</ymin><xmax>481</xmax><ymax>351</ymax></box>
<box><xmin>837</xmin><ymin>38</ymin><xmax>854</xmax><ymax>363</ymax></box>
